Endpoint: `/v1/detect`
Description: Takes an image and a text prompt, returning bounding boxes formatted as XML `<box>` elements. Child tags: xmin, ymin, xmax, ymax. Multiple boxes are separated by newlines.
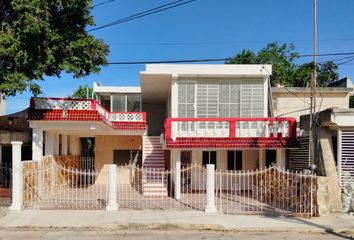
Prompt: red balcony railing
<box><xmin>165</xmin><ymin>117</ymin><xmax>296</xmax><ymax>140</ymax></box>
<box><xmin>29</xmin><ymin>97</ymin><xmax>146</xmax><ymax>126</ymax></box>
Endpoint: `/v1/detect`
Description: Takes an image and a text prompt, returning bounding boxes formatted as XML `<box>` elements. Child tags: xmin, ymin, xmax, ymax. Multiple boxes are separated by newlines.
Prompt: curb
<box><xmin>0</xmin><ymin>223</ymin><xmax>353</xmax><ymax>235</ymax></box>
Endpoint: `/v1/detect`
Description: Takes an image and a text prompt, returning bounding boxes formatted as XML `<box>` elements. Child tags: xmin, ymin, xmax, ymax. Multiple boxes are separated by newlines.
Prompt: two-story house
<box><xmin>28</xmin><ymin>64</ymin><xmax>299</xmax><ymax>195</ymax></box>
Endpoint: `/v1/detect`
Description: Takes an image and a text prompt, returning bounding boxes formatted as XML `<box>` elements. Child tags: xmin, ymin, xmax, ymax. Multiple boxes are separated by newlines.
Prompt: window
<box><xmin>178</xmin><ymin>81</ymin><xmax>195</xmax><ymax>117</ymax></box>
<box><xmin>127</xmin><ymin>95</ymin><xmax>141</xmax><ymax>112</ymax></box>
<box><xmin>227</xmin><ymin>151</ymin><xmax>242</xmax><ymax>170</ymax></box>
<box><xmin>177</xmin><ymin>79</ymin><xmax>264</xmax><ymax>118</ymax></box>
<box><xmin>202</xmin><ymin>151</ymin><xmax>217</xmax><ymax>168</ymax></box>
<box><xmin>266</xmin><ymin>150</ymin><xmax>276</xmax><ymax>167</ymax></box>
<box><xmin>112</xmin><ymin>94</ymin><xmax>126</xmax><ymax>112</ymax></box>
<box><xmin>111</xmin><ymin>94</ymin><xmax>141</xmax><ymax>112</ymax></box>
<box><xmin>180</xmin><ymin>151</ymin><xmax>191</xmax><ymax>168</ymax></box>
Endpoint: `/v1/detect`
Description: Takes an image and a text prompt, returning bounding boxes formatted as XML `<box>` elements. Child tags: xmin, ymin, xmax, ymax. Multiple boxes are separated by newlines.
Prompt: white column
<box><xmin>175</xmin><ymin>156</ymin><xmax>181</xmax><ymax>200</ymax></box>
<box><xmin>45</xmin><ymin>131</ymin><xmax>54</xmax><ymax>155</ymax></box>
<box><xmin>10</xmin><ymin>141</ymin><xmax>23</xmax><ymax>211</ymax></box>
<box><xmin>259</xmin><ymin>149</ymin><xmax>265</xmax><ymax>169</ymax></box>
<box><xmin>106</xmin><ymin>164</ymin><xmax>118</xmax><ymax>211</ymax></box>
<box><xmin>62</xmin><ymin>134</ymin><xmax>68</xmax><ymax>156</ymax></box>
<box><xmin>171</xmin><ymin>149</ymin><xmax>181</xmax><ymax>200</ymax></box>
<box><xmin>53</xmin><ymin>133</ymin><xmax>59</xmax><ymax>156</ymax></box>
<box><xmin>276</xmin><ymin>149</ymin><xmax>286</xmax><ymax>169</ymax></box>
<box><xmin>205</xmin><ymin>164</ymin><xmax>217</xmax><ymax>213</ymax></box>
<box><xmin>32</xmin><ymin>128</ymin><xmax>43</xmax><ymax>161</ymax></box>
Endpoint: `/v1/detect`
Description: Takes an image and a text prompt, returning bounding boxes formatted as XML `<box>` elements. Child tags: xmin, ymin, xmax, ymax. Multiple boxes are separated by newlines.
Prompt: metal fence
<box><xmin>116</xmin><ymin>164</ymin><xmax>206</xmax><ymax>210</ymax></box>
<box><xmin>23</xmin><ymin>156</ymin><xmax>106</xmax><ymax>210</ymax></box>
<box><xmin>215</xmin><ymin>166</ymin><xmax>317</xmax><ymax>217</ymax></box>
<box><xmin>19</xmin><ymin>157</ymin><xmax>317</xmax><ymax>216</ymax></box>
<box><xmin>0</xmin><ymin>163</ymin><xmax>11</xmax><ymax>206</ymax></box>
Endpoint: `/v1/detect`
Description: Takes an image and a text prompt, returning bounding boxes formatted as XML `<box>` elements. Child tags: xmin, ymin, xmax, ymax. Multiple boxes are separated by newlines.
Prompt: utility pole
<box><xmin>309</xmin><ymin>0</ymin><xmax>317</xmax><ymax>166</ymax></box>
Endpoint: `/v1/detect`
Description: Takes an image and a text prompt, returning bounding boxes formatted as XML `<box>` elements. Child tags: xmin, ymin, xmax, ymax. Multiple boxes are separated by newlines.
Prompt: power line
<box><xmin>88</xmin><ymin>0</ymin><xmax>196</xmax><ymax>32</ymax></box>
<box><xmin>106</xmin><ymin>38</ymin><xmax>354</xmax><ymax>47</ymax></box>
<box><xmin>91</xmin><ymin>0</ymin><xmax>117</xmax><ymax>9</ymax></box>
<box><xmin>106</xmin><ymin>51</ymin><xmax>354</xmax><ymax>65</ymax></box>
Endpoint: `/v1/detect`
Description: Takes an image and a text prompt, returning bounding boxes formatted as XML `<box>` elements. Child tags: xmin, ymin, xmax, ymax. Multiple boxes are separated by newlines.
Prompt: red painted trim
<box><xmin>164</xmin><ymin>117</ymin><xmax>297</xmax><ymax>139</ymax></box>
<box><xmin>229</xmin><ymin>120</ymin><xmax>236</xmax><ymax>138</ymax></box>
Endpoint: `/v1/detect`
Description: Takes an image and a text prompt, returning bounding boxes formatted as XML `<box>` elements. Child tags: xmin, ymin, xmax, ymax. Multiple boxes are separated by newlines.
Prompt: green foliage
<box><xmin>70</xmin><ymin>84</ymin><xmax>93</xmax><ymax>99</ymax></box>
<box><xmin>0</xmin><ymin>0</ymin><xmax>109</xmax><ymax>96</ymax></box>
<box><xmin>226</xmin><ymin>42</ymin><xmax>339</xmax><ymax>87</ymax></box>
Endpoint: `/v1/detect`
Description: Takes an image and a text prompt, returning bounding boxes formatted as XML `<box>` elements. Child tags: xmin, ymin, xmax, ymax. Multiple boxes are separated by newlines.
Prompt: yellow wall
<box><xmin>272</xmin><ymin>91</ymin><xmax>349</xmax><ymax>120</ymax></box>
<box><xmin>95</xmin><ymin>135</ymin><xmax>142</xmax><ymax>170</ymax></box>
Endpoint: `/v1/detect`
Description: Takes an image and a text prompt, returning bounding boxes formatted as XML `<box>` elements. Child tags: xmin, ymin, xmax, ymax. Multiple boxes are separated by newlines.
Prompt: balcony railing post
<box><xmin>229</xmin><ymin>119</ymin><xmax>236</xmax><ymax>138</ymax></box>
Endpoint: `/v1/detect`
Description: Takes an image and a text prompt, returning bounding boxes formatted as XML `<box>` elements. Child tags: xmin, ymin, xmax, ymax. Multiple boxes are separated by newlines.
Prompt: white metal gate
<box><xmin>116</xmin><ymin>164</ymin><xmax>206</xmax><ymax>210</ymax></box>
<box><xmin>215</xmin><ymin>166</ymin><xmax>317</xmax><ymax>216</ymax></box>
<box><xmin>23</xmin><ymin>157</ymin><xmax>107</xmax><ymax>209</ymax></box>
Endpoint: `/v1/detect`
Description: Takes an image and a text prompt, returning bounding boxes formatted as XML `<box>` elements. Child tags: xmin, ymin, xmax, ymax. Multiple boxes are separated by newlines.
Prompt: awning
<box><xmin>165</xmin><ymin>137</ymin><xmax>300</xmax><ymax>149</ymax></box>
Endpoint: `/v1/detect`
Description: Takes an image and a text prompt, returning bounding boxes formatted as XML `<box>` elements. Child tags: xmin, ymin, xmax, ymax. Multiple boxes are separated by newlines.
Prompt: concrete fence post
<box><xmin>106</xmin><ymin>164</ymin><xmax>118</xmax><ymax>211</ymax></box>
<box><xmin>205</xmin><ymin>164</ymin><xmax>217</xmax><ymax>213</ymax></box>
<box><xmin>175</xmin><ymin>159</ymin><xmax>181</xmax><ymax>200</ymax></box>
<box><xmin>9</xmin><ymin>141</ymin><xmax>23</xmax><ymax>211</ymax></box>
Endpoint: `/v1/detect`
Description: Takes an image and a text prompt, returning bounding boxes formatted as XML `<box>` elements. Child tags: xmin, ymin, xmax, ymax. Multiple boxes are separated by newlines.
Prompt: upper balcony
<box><xmin>28</xmin><ymin>97</ymin><xmax>146</xmax><ymax>131</ymax></box>
<box><xmin>163</xmin><ymin>117</ymin><xmax>298</xmax><ymax>149</ymax></box>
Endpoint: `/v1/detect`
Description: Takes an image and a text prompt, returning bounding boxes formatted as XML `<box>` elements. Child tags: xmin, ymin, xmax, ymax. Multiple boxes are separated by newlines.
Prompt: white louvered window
<box><xmin>178</xmin><ymin>80</ymin><xmax>195</xmax><ymax>117</ymax></box>
<box><xmin>177</xmin><ymin>79</ymin><xmax>264</xmax><ymax>118</ymax></box>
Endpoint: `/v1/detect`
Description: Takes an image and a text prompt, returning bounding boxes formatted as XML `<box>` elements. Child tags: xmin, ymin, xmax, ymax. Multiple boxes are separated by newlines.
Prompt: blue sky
<box><xmin>5</xmin><ymin>0</ymin><xmax>354</xmax><ymax>114</ymax></box>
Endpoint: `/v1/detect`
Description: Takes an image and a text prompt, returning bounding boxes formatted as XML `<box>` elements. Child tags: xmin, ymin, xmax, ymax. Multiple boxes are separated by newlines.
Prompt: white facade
<box><xmin>0</xmin><ymin>94</ymin><xmax>5</xmax><ymax>116</ymax></box>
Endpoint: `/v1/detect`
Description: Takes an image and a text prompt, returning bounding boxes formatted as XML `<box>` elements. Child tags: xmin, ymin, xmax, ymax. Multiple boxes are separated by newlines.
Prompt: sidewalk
<box><xmin>0</xmin><ymin>209</ymin><xmax>353</xmax><ymax>233</ymax></box>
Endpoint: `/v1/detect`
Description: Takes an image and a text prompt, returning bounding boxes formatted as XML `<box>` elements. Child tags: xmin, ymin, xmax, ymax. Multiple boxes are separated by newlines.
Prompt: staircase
<box><xmin>142</xmin><ymin>136</ymin><xmax>167</xmax><ymax>196</ymax></box>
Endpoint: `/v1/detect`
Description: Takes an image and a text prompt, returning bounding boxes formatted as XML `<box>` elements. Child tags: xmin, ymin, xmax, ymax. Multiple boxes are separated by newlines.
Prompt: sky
<box><xmin>5</xmin><ymin>0</ymin><xmax>354</xmax><ymax>114</ymax></box>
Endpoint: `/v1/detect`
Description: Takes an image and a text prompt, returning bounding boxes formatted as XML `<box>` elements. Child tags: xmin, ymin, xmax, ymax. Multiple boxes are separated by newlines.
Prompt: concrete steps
<box><xmin>142</xmin><ymin>136</ymin><xmax>167</xmax><ymax>196</ymax></box>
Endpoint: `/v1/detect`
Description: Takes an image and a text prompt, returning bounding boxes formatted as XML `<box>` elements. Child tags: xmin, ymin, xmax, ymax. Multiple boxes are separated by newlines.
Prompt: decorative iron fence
<box><xmin>215</xmin><ymin>166</ymin><xmax>317</xmax><ymax>217</ymax></box>
<box><xmin>19</xmin><ymin>157</ymin><xmax>316</xmax><ymax>216</ymax></box>
<box><xmin>116</xmin><ymin>164</ymin><xmax>206</xmax><ymax>210</ymax></box>
<box><xmin>0</xmin><ymin>163</ymin><xmax>12</xmax><ymax>206</ymax></box>
<box><xmin>23</xmin><ymin>156</ymin><xmax>106</xmax><ymax>210</ymax></box>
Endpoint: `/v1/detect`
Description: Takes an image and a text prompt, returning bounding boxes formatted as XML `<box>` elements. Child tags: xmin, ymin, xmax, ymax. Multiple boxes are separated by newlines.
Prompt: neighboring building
<box><xmin>271</xmin><ymin>87</ymin><xmax>353</xmax><ymax>120</ymax></box>
<box><xmin>300</xmin><ymin>108</ymin><xmax>354</xmax><ymax>188</ymax></box>
<box><xmin>0</xmin><ymin>109</ymin><xmax>32</xmax><ymax>167</ymax></box>
<box><xmin>0</xmin><ymin>95</ymin><xmax>5</xmax><ymax>116</ymax></box>
<box><xmin>27</xmin><ymin>64</ymin><xmax>300</xmax><ymax>195</ymax></box>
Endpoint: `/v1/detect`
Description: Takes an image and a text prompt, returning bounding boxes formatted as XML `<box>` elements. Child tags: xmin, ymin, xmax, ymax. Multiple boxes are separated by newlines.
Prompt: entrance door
<box><xmin>266</xmin><ymin>150</ymin><xmax>276</xmax><ymax>167</ymax></box>
<box><xmin>80</xmin><ymin>138</ymin><xmax>95</xmax><ymax>170</ymax></box>
<box><xmin>202</xmin><ymin>151</ymin><xmax>217</xmax><ymax>168</ymax></box>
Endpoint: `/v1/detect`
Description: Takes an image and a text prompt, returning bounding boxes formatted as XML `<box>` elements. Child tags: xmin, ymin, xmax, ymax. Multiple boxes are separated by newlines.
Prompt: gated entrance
<box><xmin>19</xmin><ymin>156</ymin><xmax>317</xmax><ymax>217</ymax></box>
<box><xmin>0</xmin><ymin>164</ymin><xmax>11</xmax><ymax>206</ymax></box>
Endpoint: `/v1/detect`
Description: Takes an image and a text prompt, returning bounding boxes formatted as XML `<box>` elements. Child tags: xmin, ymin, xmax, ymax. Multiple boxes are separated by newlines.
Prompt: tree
<box><xmin>227</xmin><ymin>42</ymin><xmax>298</xmax><ymax>86</ymax></box>
<box><xmin>226</xmin><ymin>49</ymin><xmax>257</xmax><ymax>64</ymax></box>
<box><xmin>70</xmin><ymin>85</ymin><xmax>93</xmax><ymax>99</ymax></box>
<box><xmin>0</xmin><ymin>0</ymin><xmax>109</xmax><ymax>96</ymax></box>
<box><xmin>226</xmin><ymin>42</ymin><xmax>339</xmax><ymax>87</ymax></box>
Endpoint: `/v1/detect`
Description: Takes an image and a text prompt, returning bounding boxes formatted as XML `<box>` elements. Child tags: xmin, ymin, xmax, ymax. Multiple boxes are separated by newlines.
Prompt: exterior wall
<box><xmin>242</xmin><ymin>150</ymin><xmax>259</xmax><ymax>170</ymax></box>
<box><xmin>68</xmin><ymin>135</ymin><xmax>80</xmax><ymax>156</ymax></box>
<box><xmin>272</xmin><ymin>91</ymin><xmax>349</xmax><ymax>120</ymax></box>
<box><xmin>142</xmin><ymin>103</ymin><xmax>166</xmax><ymax>136</ymax></box>
<box><xmin>95</xmin><ymin>135</ymin><xmax>142</xmax><ymax>170</ymax></box>
<box><xmin>0</xmin><ymin>96</ymin><xmax>5</xmax><ymax>116</ymax></box>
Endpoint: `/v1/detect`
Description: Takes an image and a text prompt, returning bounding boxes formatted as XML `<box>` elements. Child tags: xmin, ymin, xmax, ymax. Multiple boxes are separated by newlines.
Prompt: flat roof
<box><xmin>271</xmin><ymin>87</ymin><xmax>353</xmax><ymax>93</ymax></box>
<box><xmin>93</xmin><ymin>82</ymin><xmax>141</xmax><ymax>95</ymax></box>
<box><xmin>141</xmin><ymin>64</ymin><xmax>272</xmax><ymax>77</ymax></box>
